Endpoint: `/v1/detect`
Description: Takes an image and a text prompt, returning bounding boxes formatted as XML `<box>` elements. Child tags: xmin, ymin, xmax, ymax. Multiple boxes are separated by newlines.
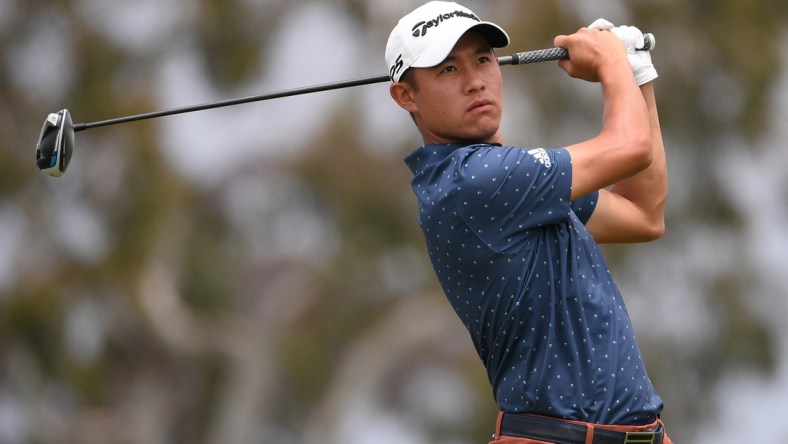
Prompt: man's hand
<box><xmin>589</xmin><ymin>19</ymin><xmax>658</xmax><ymax>85</ymax></box>
<box><xmin>554</xmin><ymin>27</ymin><xmax>631</xmax><ymax>83</ymax></box>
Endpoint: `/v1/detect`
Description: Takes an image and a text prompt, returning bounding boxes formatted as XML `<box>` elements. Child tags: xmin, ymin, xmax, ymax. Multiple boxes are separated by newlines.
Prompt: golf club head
<box><xmin>36</xmin><ymin>109</ymin><xmax>74</xmax><ymax>177</ymax></box>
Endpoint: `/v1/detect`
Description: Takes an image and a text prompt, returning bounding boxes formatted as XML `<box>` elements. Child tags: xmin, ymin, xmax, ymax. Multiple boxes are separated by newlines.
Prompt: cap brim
<box><xmin>411</xmin><ymin>22</ymin><xmax>510</xmax><ymax>69</ymax></box>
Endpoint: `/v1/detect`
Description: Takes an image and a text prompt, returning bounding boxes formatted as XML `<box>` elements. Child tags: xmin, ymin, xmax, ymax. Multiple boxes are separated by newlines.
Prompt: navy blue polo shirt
<box><xmin>404</xmin><ymin>143</ymin><xmax>663</xmax><ymax>425</ymax></box>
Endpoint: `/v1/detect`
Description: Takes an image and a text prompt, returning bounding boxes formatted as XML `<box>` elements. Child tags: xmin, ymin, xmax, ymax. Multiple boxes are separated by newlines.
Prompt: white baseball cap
<box><xmin>385</xmin><ymin>1</ymin><xmax>510</xmax><ymax>82</ymax></box>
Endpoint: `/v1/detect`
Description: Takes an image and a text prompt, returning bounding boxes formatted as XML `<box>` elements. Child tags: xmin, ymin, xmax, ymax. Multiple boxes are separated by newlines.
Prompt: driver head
<box><xmin>36</xmin><ymin>109</ymin><xmax>74</xmax><ymax>177</ymax></box>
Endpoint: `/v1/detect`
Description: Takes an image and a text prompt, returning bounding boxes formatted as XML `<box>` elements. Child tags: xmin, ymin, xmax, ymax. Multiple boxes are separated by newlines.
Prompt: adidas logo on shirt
<box><xmin>527</xmin><ymin>148</ymin><xmax>552</xmax><ymax>168</ymax></box>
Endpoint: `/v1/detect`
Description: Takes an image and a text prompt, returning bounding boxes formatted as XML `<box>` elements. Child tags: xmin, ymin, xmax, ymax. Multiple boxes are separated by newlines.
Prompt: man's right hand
<box><xmin>554</xmin><ymin>27</ymin><xmax>632</xmax><ymax>83</ymax></box>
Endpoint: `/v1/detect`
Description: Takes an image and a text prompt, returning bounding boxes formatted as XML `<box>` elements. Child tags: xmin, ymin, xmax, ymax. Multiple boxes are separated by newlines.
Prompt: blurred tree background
<box><xmin>1</xmin><ymin>0</ymin><xmax>787</xmax><ymax>443</ymax></box>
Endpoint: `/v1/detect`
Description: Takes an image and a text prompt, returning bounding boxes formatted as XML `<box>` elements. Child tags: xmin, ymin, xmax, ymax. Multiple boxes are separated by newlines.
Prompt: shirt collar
<box><xmin>404</xmin><ymin>143</ymin><xmax>501</xmax><ymax>175</ymax></box>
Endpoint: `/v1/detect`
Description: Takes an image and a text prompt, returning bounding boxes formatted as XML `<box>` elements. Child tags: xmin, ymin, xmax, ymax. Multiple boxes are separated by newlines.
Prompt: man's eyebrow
<box><xmin>441</xmin><ymin>46</ymin><xmax>495</xmax><ymax>64</ymax></box>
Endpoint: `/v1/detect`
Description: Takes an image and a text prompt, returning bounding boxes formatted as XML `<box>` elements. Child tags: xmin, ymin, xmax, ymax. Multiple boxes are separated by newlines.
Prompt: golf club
<box><xmin>35</xmin><ymin>34</ymin><xmax>654</xmax><ymax>177</ymax></box>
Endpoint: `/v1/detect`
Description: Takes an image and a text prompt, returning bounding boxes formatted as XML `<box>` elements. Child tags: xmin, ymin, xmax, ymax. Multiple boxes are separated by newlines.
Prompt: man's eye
<box><xmin>442</xmin><ymin>66</ymin><xmax>457</xmax><ymax>73</ymax></box>
<box><xmin>478</xmin><ymin>56</ymin><xmax>491</xmax><ymax>64</ymax></box>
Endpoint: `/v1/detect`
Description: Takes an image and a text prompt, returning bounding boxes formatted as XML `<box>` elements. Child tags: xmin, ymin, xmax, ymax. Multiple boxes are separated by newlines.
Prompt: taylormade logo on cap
<box><xmin>410</xmin><ymin>9</ymin><xmax>481</xmax><ymax>38</ymax></box>
<box><xmin>385</xmin><ymin>1</ymin><xmax>510</xmax><ymax>82</ymax></box>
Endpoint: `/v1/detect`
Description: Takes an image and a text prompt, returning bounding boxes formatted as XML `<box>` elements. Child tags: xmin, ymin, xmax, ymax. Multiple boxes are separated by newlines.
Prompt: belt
<box><xmin>499</xmin><ymin>413</ymin><xmax>664</xmax><ymax>444</ymax></box>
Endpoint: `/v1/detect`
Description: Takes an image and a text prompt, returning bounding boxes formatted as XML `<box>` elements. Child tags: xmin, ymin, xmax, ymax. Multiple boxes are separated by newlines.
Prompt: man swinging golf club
<box><xmin>387</xmin><ymin>2</ymin><xmax>672</xmax><ymax>443</ymax></box>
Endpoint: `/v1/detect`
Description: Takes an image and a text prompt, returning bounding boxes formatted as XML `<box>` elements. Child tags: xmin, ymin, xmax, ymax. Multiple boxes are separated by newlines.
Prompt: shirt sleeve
<box><xmin>451</xmin><ymin>145</ymin><xmax>573</xmax><ymax>253</ymax></box>
<box><xmin>571</xmin><ymin>191</ymin><xmax>599</xmax><ymax>225</ymax></box>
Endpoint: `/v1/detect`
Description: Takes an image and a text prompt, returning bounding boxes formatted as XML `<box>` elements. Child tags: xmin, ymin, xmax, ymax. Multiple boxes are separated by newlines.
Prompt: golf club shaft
<box><xmin>72</xmin><ymin>36</ymin><xmax>653</xmax><ymax>132</ymax></box>
<box><xmin>73</xmin><ymin>74</ymin><xmax>388</xmax><ymax>132</ymax></box>
<box><xmin>70</xmin><ymin>47</ymin><xmax>566</xmax><ymax>132</ymax></box>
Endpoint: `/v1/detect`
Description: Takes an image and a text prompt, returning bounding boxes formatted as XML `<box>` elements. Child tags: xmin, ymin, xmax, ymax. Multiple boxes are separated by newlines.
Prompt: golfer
<box><xmin>386</xmin><ymin>2</ymin><xmax>671</xmax><ymax>443</ymax></box>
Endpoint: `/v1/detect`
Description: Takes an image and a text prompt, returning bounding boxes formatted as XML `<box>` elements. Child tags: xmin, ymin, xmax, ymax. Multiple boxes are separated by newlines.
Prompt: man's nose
<box><xmin>464</xmin><ymin>68</ymin><xmax>486</xmax><ymax>94</ymax></box>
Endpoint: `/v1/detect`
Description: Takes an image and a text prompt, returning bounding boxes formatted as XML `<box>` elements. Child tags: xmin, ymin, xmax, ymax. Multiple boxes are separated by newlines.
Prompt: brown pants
<box><xmin>488</xmin><ymin>412</ymin><xmax>674</xmax><ymax>444</ymax></box>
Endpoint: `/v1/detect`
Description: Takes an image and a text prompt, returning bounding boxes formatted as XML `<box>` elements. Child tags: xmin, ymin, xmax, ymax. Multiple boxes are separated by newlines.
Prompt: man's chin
<box><xmin>466</xmin><ymin>117</ymin><xmax>501</xmax><ymax>139</ymax></box>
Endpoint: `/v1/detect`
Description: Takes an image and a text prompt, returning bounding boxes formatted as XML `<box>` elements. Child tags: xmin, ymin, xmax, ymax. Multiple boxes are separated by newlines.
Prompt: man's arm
<box><xmin>584</xmin><ymin>83</ymin><xmax>667</xmax><ymax>243</ymax></box>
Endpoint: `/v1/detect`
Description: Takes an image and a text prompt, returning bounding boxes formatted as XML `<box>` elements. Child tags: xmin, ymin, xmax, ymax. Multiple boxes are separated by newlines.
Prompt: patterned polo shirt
<box><xmin>404</xmin><ymin>143</ymin><xmax>663</xmax><ymax>425</ymax></box>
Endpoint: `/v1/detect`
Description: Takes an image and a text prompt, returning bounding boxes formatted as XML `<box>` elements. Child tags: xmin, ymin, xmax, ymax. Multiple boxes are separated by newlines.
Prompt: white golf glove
<box><xmin>588</xmin><ymin>18</ymin><xmax>658</xmax><ymax>85</ymax></box>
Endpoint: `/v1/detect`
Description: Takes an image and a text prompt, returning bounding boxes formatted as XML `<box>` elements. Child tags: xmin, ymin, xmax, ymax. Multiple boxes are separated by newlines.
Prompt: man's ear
<box><xmin>389</xmin><ymin>82</ymin><xmax>418</xmax><ymax>114</ymax></box>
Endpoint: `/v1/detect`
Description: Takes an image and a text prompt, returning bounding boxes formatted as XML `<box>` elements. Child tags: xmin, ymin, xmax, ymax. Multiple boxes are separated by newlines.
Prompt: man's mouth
<box><xmin>468</xmin><ymin>99</ymin><xmax>494</xmax><ymax>113</ymax></box>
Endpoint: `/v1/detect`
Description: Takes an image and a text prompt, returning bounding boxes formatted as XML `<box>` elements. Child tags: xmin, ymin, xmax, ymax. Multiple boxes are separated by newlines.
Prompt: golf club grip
<box><xmin>498</xmin><ymin>32</ymin><xmax>655</xmax><ymax>66</ymax></box>
<box><xmin>498</xmin><ymin>47</ymin><xmax>568</xmax><ymax>66</ymax></box>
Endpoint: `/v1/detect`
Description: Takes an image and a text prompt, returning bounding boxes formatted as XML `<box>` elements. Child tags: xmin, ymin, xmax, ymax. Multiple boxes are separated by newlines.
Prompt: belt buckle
<box><xmin>623</xmin><ymin>431</ymin><xmax>656</xmax><ymax>444</ymax></box>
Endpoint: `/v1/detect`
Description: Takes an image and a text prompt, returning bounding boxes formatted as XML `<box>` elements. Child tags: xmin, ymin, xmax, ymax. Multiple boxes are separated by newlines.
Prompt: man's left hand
<box><xmin>588</xmin><ymin>18</ymin><xmax>658</xmax><ymax>85</ymax></box>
